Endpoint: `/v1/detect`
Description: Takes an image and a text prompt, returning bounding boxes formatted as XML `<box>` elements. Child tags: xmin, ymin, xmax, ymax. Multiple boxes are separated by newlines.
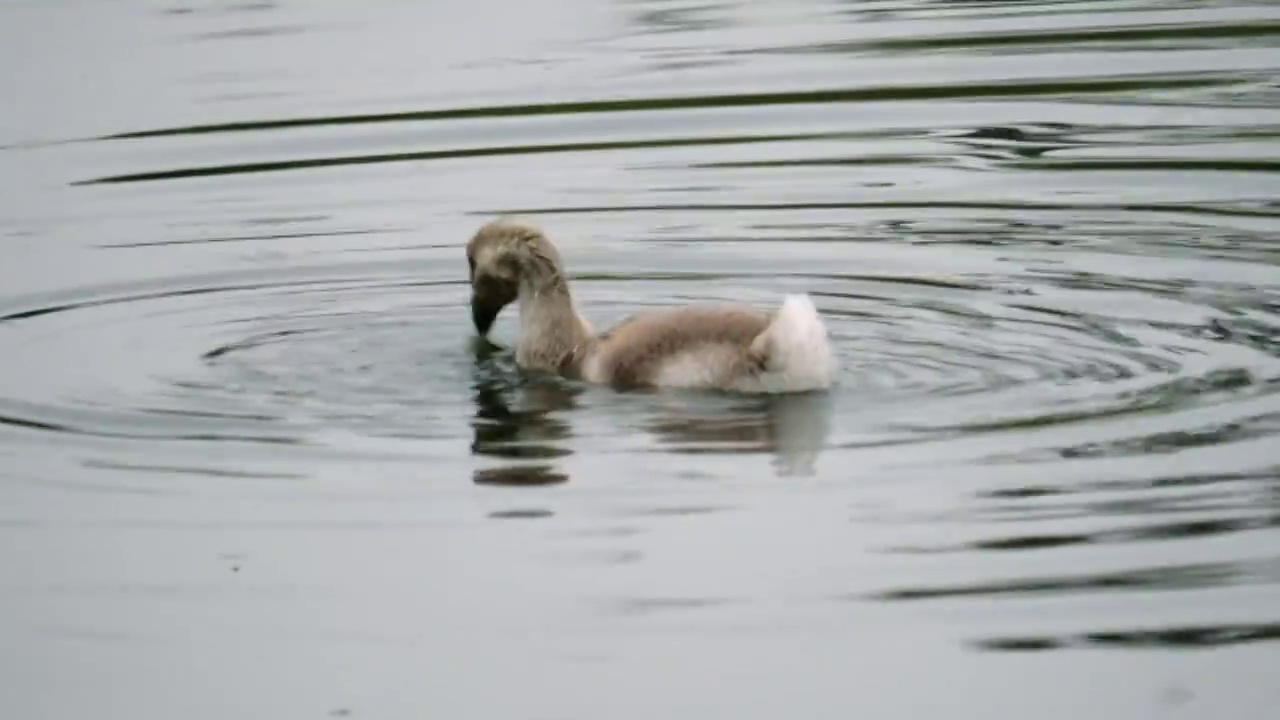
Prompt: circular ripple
<box><xmin>0</xmin><ymin>260</ymin><xmax>1277</xmax><ymax>469</ymax></box>
<box><xmin>0</xmin><ymin>264</ymin><xmax>474</xmax><ymax>446</ymax></box>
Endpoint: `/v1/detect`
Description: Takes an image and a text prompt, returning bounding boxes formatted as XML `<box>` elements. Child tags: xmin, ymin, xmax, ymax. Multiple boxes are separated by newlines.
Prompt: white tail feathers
<box><xmin>745</xmin><ymin>294</ymin><xmax>837</xmax><ymax>393</ymax></box>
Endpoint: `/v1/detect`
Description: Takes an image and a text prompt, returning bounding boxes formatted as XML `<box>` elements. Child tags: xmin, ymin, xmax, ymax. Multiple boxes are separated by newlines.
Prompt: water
<box><xmin>2</xmin><ymin>0</ymin><xmax>1279</xmax><ymax>717</ymax></box>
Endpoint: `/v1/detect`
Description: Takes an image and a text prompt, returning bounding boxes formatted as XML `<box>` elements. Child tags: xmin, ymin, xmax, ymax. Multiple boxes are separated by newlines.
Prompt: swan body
<box><xmin>466</xmin><ymin>219</ymin><xmax>836</xmax><ymax>394</ymax></box>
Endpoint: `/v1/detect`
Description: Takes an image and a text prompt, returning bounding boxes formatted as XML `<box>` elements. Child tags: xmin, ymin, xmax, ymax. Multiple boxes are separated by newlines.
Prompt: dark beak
<box><xmin>471</xmin><ymin>290</ymin><xmax>502</xmax><ymax>336</ymax></box>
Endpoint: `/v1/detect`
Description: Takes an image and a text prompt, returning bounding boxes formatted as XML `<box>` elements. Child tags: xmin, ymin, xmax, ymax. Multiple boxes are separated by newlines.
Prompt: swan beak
<box><xmin>471</xmin><ymin>290</ymin><xmax>502</xmax><ymax>336</ymax></box>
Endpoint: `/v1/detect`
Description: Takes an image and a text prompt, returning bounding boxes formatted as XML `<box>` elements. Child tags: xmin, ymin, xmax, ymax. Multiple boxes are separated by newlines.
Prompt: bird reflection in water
<box><xmin>469</xmin><ymin>336</ymin><xmax>580</xmax><ymax>486</ymax></box>
<box><xmin>469</xmin><ymin>336</ymin><xmax>833</xmax><ymax>482</ymax></box>
<box><xmin>642</xmin><ymin>391</ymin><xmax>833</xmax><ymax>476</ymax></box>
<box><xmin>472</xmin><ymin>465</ymin><xmax>569</xmax><ymax>487</ymax></box>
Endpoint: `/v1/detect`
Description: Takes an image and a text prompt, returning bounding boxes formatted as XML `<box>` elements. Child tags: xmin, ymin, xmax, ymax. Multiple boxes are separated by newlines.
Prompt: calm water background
<box><xmin>2</xmin><ymin>0</ymin><xmax>1279</xmax><ymax>717</ymax></box>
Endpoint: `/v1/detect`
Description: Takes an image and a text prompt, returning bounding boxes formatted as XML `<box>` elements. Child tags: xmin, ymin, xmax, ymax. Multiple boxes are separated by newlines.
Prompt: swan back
<box><xmin>579</xmin><ymin>296</ymin><xmax>836</xmax><ymax>393</ymax></box>
<box><xmin>581</xmin><ymin>305</ymin><xmax>769</xmax><ymax>389</ymax></box>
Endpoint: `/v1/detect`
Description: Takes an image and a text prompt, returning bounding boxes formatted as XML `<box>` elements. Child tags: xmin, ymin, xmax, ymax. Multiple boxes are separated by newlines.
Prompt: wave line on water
<box><xmin>780</xmin><ymin>18</ymin><xmax>1280</xmax><ymax>54</ymax></box>
<box><xmin>74</xmin><ymin>131</ymin><xmax>838</xmax><ymax>184</ymax></box>
<box><xmin>93</xmin><ymin>74</ymin><xmax>1241</xmax><ymax>141</ymax></box>
<box><xmin>477</xmin><ymin>200</ymin><xmax>1280</xmax><ymax>220</ymax></box>
<box><xmin>972</xmin><ymin>620</ymin><xmax>1280</xmax><ymax>652</ymax></box>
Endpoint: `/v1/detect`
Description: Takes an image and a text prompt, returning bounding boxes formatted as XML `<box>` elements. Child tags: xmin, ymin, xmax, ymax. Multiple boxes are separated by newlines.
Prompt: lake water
<box><xmin>2</xmin><ymin>1</ymin><xmax>1279</xmax><ymax>717</ymax></box>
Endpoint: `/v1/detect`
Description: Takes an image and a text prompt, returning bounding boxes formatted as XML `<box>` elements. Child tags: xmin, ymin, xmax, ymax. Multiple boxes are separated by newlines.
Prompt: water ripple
<box><xmin>3</xmin><ymin>0</ymin><xmax>1280</xmax><ymax>713</ymax></box>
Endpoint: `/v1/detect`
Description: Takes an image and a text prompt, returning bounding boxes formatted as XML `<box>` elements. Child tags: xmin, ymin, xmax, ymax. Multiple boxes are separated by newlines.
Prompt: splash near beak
<box><xmin>471</xmin><ymin>291</ymin><xmax>501</xmax><ymax>336</ymax></box>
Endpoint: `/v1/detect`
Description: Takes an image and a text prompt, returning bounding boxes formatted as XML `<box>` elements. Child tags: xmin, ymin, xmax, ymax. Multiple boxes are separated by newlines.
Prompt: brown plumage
<box><xmin>587</xmin><ymin>306</ymin><xmax>770</xmax><ymax>388</ymax></box>
<box><xmin>465</xmin><ymin>218</ymin><xmax>836</xmax><ymax>394</ymax></box>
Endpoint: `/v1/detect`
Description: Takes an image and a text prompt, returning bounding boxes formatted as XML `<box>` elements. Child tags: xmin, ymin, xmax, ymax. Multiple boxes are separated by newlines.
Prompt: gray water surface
<box><xmin>2</xmin><ymin>1</ymin><xmax>1280</xmax><ymax>718</ymax></box>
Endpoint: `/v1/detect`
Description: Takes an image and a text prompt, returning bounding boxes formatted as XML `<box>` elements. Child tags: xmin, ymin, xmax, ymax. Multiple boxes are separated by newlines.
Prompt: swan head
<box><xmin>466</xmin><ymin>218</ymin><xmax>566</xmax><ymax>336</ymax></box>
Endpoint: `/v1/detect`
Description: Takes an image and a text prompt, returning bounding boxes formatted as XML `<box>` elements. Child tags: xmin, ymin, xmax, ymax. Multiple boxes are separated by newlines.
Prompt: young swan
<box><xmin>466</xmin><ymin>219</ymin><xmax>836</xmax><ymax>394</ymax></box>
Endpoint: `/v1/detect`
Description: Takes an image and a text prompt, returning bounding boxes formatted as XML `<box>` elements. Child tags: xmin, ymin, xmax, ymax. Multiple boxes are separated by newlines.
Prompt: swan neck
<box><xmin>517</xmin><ymin>278</ymin><xmax>591</xmax><ymax>366</ymax></box>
